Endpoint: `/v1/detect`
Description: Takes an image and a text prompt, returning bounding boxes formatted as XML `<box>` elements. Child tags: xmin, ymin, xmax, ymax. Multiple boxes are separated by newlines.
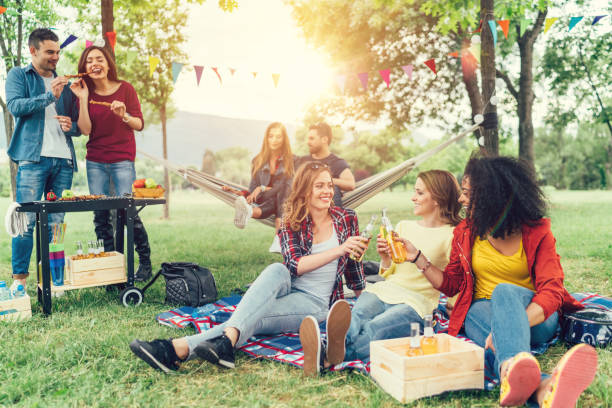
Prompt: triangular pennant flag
<box><xmin>85</xmin><ymin>40</ymin><xmax>93</xmax><ymax>48</ymax></box>
<box><xmin>194</xmin><ymin>65</ymin><xmax>204</xmax><ymax>86</ymax></box>
<box><xmin>488</xmin><ymin>20</ymin><xmax>498</xmax><ymax>46</ymax></box>
<box><xmin>424</xmin><ymin>59</ymin><xmax>436</xmax><ymax>75</ymax></box>
<box><xmin>148</xmin><ymin>56</ymin><xmax>160</xmax><ymax>77</ymax></box>
<box><xmin>272</xmin><ymin>73</ymin><xmax>280</xmax><ymax>88</ymax></box>
<box><xmin>229</xmin><ymin>68</ymin><xmax>236</xmax><ymax>76</ymax></box>
<box><xmin>171</xmin><ymin>62</ymin><xmax>183</xmax><ymax>84</ymax></box>
<box><xmin>544</xmin><ymin>17</ymin><xmax>558</xmax><ymax>33</ymax></box>
<box><xmin>357</xmin><ymin>72</ymin><xmax>368</xmax><ymax>91</ymax></box>
<box><xmin>497</xmin><ymin>20</ymin><xmax>509</xmax><ymax>38</ymax></box>
<box><xmin>469</xmin><ymin>42</ymin><xmax>481</xmax><ymax>63</ymax></box>
<box><xmin>520</xmin><ymin>18</ymin><xmax>531</xmax><ymax>37</ymax></box>
<box><xmin>471</xmin><ymin>20</ymin><xmax>482</xmax><ymax>33</ymax></box>
<box><xmin>60</xmin><ymin>34</ymin><xmax>78</xmax><ymax>49</ymax></box>
<box><xmin>212</xmin><ymin>67</ymin><xmax>222</xmax><ymax>84</ymax></box>
<box><xmin>592</xmin><ymin>15</ymin><xmax>606</xmax><ymax>25</ymax></box>
<box><xmin>401</xmin><ymin>65</ymin><xmax>413</xmax><ymax>80</ymax></box>
<box><xmin>105</xmin><ymin>31</ymin><xmax>116</xmax><ymax>51</ymax></box>
<box><xmin>568</xmin><ymin>16</ymin><xmax>583</xmax><ymax>31</ymax></box>
<box><xmin>448</xmin><ymin>51</ymin><xmax>459</xmax><ymax>58</ymax></box>
<box><xmin>335</xmin><ymin>74</ymin><xmax>346</xmax><ymax>93</ymax></box>
<box><xmin>252</xmin><ymin>72</ymin><xmax>258</xmax><ymax>79</ymax></box>
<box><xmin>0</xmin><ymin>6</ymin><xmax>6</xmax><ymax>15</ymax></box>
<box><xmin>126</xmin><ymin>50</ymin><xmax>137</xmax><ymax>66</ymax></box>
<box><xmin>378</xmin><ymin>69</ymin><xmax>391</xmax><ymax>88</ymax></box>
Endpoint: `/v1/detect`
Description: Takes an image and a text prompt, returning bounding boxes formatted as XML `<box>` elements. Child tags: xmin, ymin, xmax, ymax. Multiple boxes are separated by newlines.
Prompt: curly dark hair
<box><xmin>463</xmin><ymin>155</ymin><xmax>547</xmax><ymax>239</ymax></box>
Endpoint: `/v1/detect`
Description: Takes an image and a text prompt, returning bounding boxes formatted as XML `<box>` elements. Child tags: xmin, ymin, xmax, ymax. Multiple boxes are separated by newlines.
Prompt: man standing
<box><xmin>5</xmin><ymin>28</ymin><xmax>80</xmax><ymax>289</ymax></box>
<box><xmin>299</xmin><ymin>122</ymin><xmax>355</xmax><ymax>207</ymax></box>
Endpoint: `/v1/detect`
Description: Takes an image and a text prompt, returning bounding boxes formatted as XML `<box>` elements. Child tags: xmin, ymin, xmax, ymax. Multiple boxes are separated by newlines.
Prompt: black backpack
<box><xmin>145</xmin><ymin>262</ymin><xmax>218</xmax><ymax>307</ymax></box>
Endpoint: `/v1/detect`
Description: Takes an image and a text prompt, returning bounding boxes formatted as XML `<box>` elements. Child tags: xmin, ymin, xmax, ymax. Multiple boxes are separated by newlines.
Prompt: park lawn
<box><xmin>0</xmin><ymin>189</ymin><xmax>610</xmax><ymax>407</ymax></box>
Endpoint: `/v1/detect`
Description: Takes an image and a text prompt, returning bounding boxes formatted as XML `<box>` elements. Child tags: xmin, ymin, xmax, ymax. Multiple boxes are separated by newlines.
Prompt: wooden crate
<box><xmin>65</xmin><ymin>251</ymin><xmax>126</xmax><ymax>288</ymax></box>
<box><xmin>370</xmin><ymin>333</ymin><xmax>484</xmax><ymax>403</ymax></box>
<box><xmin>0</xmin><ymin>295</ymin><xmax>32</xmax><ymax>321</ymax></box>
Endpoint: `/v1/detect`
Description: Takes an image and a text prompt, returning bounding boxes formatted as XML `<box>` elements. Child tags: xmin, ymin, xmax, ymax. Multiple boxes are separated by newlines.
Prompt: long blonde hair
<box><xmin>282</xmin><ymin>161</ymin><xmax>333</xmax><ymax>231</ymax></box>
<box><xmin>251</xmin><ymin>122</ymin><xmax>294</xmax><ymax>178</ymax></box>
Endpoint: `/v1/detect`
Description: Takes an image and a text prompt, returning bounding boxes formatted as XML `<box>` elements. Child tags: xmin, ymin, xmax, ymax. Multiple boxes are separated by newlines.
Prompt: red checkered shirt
<box><xmin>279</xmin><ymin>206</ymin><xmax>366</xmax><ymax>307</ymax></box>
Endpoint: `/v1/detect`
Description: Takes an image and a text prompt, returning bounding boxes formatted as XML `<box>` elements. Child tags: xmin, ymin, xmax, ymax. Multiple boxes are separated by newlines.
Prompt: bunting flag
<box><xmin>148</xmin><ymin>56</ymin><xmax>160</xmax><ymax>77</ymax></box>
<box><xmin>497</xmin><ymin>20</ymin><xmax>510</xmax><ymax>38</ymax></box>
<box><xmin>105</xmin><ymin>31</ymin><xmax>117</xmax><ymax>51</ymax></box>
<box><xmin>378</xmin><ymin>69</ymin><xmax>391</xmax><ymax>88</ymax></box>
<box><xmin>85</xmin><ymin>40</ymin><xmax>93</xmax><ymax>48</ymax></box>
<box><xmin>272</xmin><ymin>73</ymin><xmax>280</xmax><ymax>88</ymax></box>
<box><xmin>126</xmin><ymin>50</ymin><xmax>137</xmax><ymax>66</ymax></box>
<box><xmin>591</xmin><ymin>15</ymin><xmax>606</xmax><ymax>25</ymax></box>
<box><xmin>335</xmin><ymin>74</ymin><xmax>346</xmax><ymax>93</ymax></box>
<box><xmin>568</xmin><ymin>16</ymin><xmax>583</xmax><ymax>31</ymax></box>
<box><xmin>59</xmin><ymin>34</ymin><xmax>77</xmax><ymax>49</ymax></box>
<box><xmin>357</xmin><ymin>72</ymin><xmax>368</xmax><ymax>91</ymax></box>
<box><xmin>401</xmin><ymin>65</ymin><xmax>413</xmax><ymax>80</ymax></box>
<box><xmin>424</xmin><ymin>59</ymin><xmax>436</xmax><ymax>75</ymax></box>
<box><xmin>519</xmin><ymin>18</ymin><xmax>531</xmax><ymax>37</ymax></box>
<box><xmin>229</xmin><ymin>68</ymin><xmax>236</xmax><ymax>76</ymax></box>
<box><xmin>488</xmin><ymin>20</ymin><xmax>498</xmax><ymax>46</ymax></box>
<box><xmin>0</xmin><ymin>6</ymin><xmax>6</xmax><ymax>15</ymax></box>
<box><xmin>469</xmin><ymin>42</ymin><xmax>481</xmax><ymax>63</ymax></box>
<box><xmin>212</xmin><ymin>67</ymin><xmax>222</xmax><ymax>84</ymax></box>
<box><xmin>251</xmin><ymin>72</ymin><xmax>258</xmax><ymax>79</ymax></box>
<box><xmin>471</xmin><ymin>20</ymin><xmax>483</xmax><ymax>33</ymax></box>
<box><xmin>171</xmin><ymin>62</ymin><xmax>183</xmax><ymax>84</ymax></box>
<box><xmin>194</xmin><ymin>65</ymin><xmax>204</xmax><ymax>86</ymax></box>
<box><xmin>544</xmin><ymin>17</ymin><xmax>558</xmax><ymax>33</ymax></box>
<box><xmin>448</xmin><ymin>51</ymin><xmax>459</xmax><ymax>58</ymax></box>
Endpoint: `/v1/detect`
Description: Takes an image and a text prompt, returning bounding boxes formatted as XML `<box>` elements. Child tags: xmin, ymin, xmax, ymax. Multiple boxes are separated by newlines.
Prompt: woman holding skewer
<box><xmin>69</xmin><ymin>45</ymin><xmax>153</xmax><ymax>282</ymax></box>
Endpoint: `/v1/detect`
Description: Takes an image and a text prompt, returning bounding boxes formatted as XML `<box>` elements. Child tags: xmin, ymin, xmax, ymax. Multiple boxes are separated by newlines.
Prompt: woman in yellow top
<box><xmin>313</xmin><ymin>169</ymin><xmax>461</xmax><ymax>365</ymax></box>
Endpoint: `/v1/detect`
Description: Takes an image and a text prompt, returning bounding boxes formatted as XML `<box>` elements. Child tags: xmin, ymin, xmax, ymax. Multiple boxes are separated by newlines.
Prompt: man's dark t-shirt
<box><xmin>296</xmin><ymin>153</ymin><xmax>350</xmax><ymax>207</ymax></box>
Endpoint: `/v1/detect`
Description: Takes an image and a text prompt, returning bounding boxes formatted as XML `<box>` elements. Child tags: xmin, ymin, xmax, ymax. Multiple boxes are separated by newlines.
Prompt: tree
<box><xmin>0</xmin><ymin>1</ymin><xmax>66</xmax><ymax>199</ymax></box>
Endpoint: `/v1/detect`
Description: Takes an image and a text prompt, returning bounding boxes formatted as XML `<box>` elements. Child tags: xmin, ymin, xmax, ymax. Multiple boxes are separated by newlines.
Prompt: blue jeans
<box><xmin>185</xmin><ymin>263</ymin><xmax>329</xmax><ymax>358</ymax></box>
<box><xmin>86</xmin><ymin>160</ymin><xmax>150</xmax><ymax>260</ymax></box>
<box><xmin>345</xmin><ymin>291</ymin><xmax>424</xmax><ymax>362</ymax></box>
<box><xmin>12</xmin><ymin>157</ymin><xmax>73</xmax><ymax>278</ymax></box>
<box><xmin>464</xmin><ymin>283</ymin><xmax>558</xmax><ymax>379</ymax></box>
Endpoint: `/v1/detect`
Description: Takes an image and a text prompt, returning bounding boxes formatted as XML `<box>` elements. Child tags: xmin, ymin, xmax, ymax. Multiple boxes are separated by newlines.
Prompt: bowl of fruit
<box><xmin>132</xmin><ymin>178</ymin><xmax>165</xmax><ymax>198</ymax></box>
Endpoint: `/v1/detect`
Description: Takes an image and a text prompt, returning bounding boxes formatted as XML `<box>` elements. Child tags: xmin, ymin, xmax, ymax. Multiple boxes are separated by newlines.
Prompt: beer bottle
<box><xmin>420</xmin><ymin>315</ymin><xmax>438</xmax><ymax>354</ymax></box>
<box><xmin>380</xmin><ymin>208</ymin><xmax>408</xmax><ymax>263</ymax></box>
<box><xmin>405</xmin><ymin>322</ymin><xmax>424</xmax><ymax>357</ymax></box>
<box><xmin>349</xmin><ymin>215</ymin><xmax>378</xmax><ymax>262</ymax></box>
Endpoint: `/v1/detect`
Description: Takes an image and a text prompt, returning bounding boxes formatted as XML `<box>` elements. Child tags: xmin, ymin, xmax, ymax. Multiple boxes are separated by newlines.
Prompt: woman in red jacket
<box><xmin>398</xmin><ymin>156</ymin><xmax>597</xmax><ymax>408</ymax></box>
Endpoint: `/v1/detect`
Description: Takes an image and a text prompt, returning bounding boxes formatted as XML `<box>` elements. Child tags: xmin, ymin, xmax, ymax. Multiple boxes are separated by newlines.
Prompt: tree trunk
<box><xmin>461</xmin><ymin>38</ymin><xmax>484</xmax><ymax>143</ymax></box>
<box><xmin>101</xmin><ymin>0</ymin><xmax>115</xmax><ymax>60</ymax></box>
<box><xmin>480</xmin><ymin>0</ymin><xmax>499</xmax><ymax>155</ymax></box>
<box><xmin>161</xmin><ymin>105</ymin><xmax>170</xmax><ymax>219</ymax></box>
<box><xmin>1</xmin><ymin>102</ymin><xmax>17</xmax><ymax>199</ymax></box>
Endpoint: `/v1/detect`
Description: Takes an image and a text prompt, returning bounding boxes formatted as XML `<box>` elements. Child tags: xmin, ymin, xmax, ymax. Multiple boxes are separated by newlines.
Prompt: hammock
<box><xmin>137</xmin><ymin>123</ymin><xmax>478</xmax><ymax>227</ymax></box>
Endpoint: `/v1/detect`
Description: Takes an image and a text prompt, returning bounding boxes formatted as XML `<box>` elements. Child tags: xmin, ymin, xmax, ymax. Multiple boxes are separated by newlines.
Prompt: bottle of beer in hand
<box><xmin>349</xmin><ymin>215</ymin><xmax>378</xmax><ymax>262</ymax></box>
<box><xmin>380</xmin><ymin>208</ymin><xmax>408</xmax><ymax>263</ymax></box>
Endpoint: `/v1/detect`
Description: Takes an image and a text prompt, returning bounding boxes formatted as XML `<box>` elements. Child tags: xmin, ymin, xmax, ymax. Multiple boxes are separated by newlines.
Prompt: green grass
<box><xmin>0</xmin><ymin>190</ymin><xmax>610</xmax><ymax>407</ymax></box>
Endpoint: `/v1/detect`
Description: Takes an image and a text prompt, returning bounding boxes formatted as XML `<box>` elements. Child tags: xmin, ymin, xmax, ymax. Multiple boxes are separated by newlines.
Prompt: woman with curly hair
<box><xmin>397</xmin><ymin>155</ymin><xmax>597</xmax><ymax>407</ymax></box>
<box><xmin>129</xmin><ymin>161</ymin><xmax>366</xmax><ymax>374</ymax></box>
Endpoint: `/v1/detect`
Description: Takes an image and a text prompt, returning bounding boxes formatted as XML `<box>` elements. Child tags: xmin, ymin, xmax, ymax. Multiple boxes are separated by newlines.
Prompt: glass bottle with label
<box><xmin>380</xmin><ymin>208</ymin><xmax>408</xmax><ymax>263</ymax></box>
<box><xmin>405</xmin><ymin>322</ymin><xmax>424</xmax><ymax>357</ymax></box>
<box><xmin>349</xmin><ymin>215</ymin><xmax>378</xmax><ymax>262</ymax></box>
<box><xmin>420</xmin><ymin>315</ymin><xmax>438</xmax><ymax>354</ymax></box>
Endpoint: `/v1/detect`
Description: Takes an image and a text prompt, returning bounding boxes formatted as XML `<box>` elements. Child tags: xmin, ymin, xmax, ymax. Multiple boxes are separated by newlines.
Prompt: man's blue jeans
<box><xmin>12</xmin><ymin>157</ymin><xmax>73</xmax><ymax>278</ymax></box>
<box><xmin>345</xmin><ymin>291</ymin><xmax>424</xmax><ymax>362</ymax></box>
<box><xmin>464</xmin><ymin>283</ymin><xmax>558</xmax><ymax>379</ymax></box>
<box><xmin>185</xmin><ymin>263</ymin><xmax>329</xmax><ymax>359</ymax></box>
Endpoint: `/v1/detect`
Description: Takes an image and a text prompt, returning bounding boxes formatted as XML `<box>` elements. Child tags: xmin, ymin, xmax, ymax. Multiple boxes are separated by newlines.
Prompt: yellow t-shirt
<box><xmin>366</xmin><ymin>220</ymin><xmax>454</xmax><ymax>318</ymax></box>
<box><xmin>472</xmin><ymin>237</ymin><xmax>534</xmax><ymax>300</ymax></box>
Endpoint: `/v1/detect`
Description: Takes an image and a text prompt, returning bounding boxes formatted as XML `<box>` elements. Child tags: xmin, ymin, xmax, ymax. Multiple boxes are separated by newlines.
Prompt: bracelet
<box><xmin>122</xmin><ymin>113</ymin><xmax>131</xmax><ymax>123</ymax></box>
<box><xmin>410</xmin><ymin>249</ymin><xmax>421</xmax><ymax>263</ymax></box>
<box><xmin>417</xmin><ymin>254</ymin><xmax>432</xmax><ymax>274</ymax></box>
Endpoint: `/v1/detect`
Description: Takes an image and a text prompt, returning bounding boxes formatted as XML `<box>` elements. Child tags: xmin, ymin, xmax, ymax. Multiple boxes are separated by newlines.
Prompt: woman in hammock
<box><xmin>129</xmin><ymin>161</ymin><xmax>367</xmax><ymax>373</ymax></box>
<box><xmin>233</xmin><ymin>122</ymin><xmax>294</xmax><ymax>251</ymax></box>
<box><xmin>300</xmin><ymin>169</ymin><xmax>462</xmax><ymax>374</ymax></box>
<box><xmin>396</xmin><ymin>156</ymin><xmax>597</xmax><ymax>407</ymax></box>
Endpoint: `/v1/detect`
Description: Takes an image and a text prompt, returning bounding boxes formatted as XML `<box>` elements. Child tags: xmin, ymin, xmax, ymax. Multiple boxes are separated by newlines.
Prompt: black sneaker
<box><xmin>129</xmin><ymin>338</ymin><xmax>182</xmax><ymax>373</ymax></box>
<box><xmin>135</xmin><ymin>262</ymin><xmax>152</xmax><ymax>282</ymax></box>
<box><xmin>194</xmin><ymin>335</ymin><xmax>235</xmax><ymax>369</ymax></box>
<box><xmin>300</xmin><ymin>316</ymin><xmax>324</xmax><ymax>377</ymax></box>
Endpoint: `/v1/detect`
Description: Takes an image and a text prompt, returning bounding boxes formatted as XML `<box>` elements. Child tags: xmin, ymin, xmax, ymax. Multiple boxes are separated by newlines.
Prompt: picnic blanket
<box><xmin>156</xmin><ymin>292</ymin><xmax>609</xmax><ymax>391</ymax></box>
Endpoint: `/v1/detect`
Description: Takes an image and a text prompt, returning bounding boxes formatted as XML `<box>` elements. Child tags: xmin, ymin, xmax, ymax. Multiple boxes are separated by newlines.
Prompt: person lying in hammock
<box><xmin>129</xmin><ymin>161</ymin><xmax>367</xmax><ymax>373</ymax></box>
<box><xmin>299</xmin><ymin>169</ymin><xmax>462</xmax><ymax>375</ymax></box>
<box><xmin>233</xmin><ymin>122</ymin><xmax>295</xmax><ymax>252</ymax></box>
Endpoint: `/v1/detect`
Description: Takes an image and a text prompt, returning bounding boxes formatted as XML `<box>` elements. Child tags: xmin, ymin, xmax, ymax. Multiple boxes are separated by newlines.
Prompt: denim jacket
<box><xmin>248</xmin><ymin>155</ymin><xmax>295</xmax><ymax>193</ymax></box>
<box><xmin>6</xmin><ymin>63</ymin><xmax>81</xmax><ymax>171</ymax></box>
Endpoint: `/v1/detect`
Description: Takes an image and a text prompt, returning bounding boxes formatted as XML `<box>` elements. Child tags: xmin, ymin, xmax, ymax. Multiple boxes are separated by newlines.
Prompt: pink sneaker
<box><xmin>499</xmin><ymin>352</ymin><xmax>541</xmax><ymax>407</ymax></box>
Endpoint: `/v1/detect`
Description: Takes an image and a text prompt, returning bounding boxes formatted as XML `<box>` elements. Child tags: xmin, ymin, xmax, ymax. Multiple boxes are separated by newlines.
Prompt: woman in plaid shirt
<box><xmin>129</xmin><ymin>161</ymin><xmax>367</xmax><ymax>373</ymax></box>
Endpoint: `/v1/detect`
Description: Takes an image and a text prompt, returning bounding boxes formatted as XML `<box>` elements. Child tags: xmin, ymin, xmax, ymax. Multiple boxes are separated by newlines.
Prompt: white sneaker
<box><xmin>268</xmin><ymin>235</ymin><xmax>281</xmax><ymax>253</ymax></box>
<box><xmin>233</xmin><ymin>196</ymin><xmax>252</xmax><ymax>229</ymax></box>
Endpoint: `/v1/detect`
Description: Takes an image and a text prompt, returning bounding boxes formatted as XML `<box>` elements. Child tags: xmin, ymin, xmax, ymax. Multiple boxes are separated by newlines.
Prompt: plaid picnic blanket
<box><xmin>156</xmin><ymin>292</ymin><xmax>610</xmax><ymax>391</ymax></box>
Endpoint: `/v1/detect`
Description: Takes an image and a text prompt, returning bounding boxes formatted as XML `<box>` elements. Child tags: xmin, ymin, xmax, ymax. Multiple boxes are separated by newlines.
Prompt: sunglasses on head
<box><xmin>307</xmin><ymin>162</ymin><xmax>329</xmax><ymax>170</ymax></box>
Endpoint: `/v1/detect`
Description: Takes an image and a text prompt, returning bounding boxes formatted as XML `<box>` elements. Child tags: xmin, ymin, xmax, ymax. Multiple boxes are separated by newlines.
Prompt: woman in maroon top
<box><xmin>70</xmin><ymin>46</ymin><xmax>152</xmax><ymax>282</ymax></box>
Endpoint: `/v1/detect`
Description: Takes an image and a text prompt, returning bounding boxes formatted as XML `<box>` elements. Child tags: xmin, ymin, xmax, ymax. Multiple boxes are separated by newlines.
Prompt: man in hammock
<box><xmin>296</xmin><ymin>122</ymin><xmax>355</xmax><ymax>207</ymax></box>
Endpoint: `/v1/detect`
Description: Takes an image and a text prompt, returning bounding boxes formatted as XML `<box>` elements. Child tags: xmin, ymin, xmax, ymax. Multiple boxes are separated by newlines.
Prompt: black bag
<box><xmin>561</xmin><ymin>308</ymin><xmax>612</xmax><ymax>348</ymax></box>
<box><xmin>147</xmin><ymin>262</ymin><xmax>217</xmax><ymax>307</ymax></box>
